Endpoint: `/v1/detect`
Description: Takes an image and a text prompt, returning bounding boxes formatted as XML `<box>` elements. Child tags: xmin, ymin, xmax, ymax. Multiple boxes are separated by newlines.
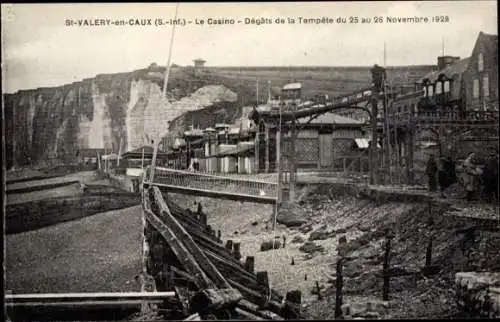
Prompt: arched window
<box><xmin>483</xmin><ymin>75</ymin><xmax>489</xmax><ymax>97</ymax></box>
<box><xmin>435</xmin><ymin>82</ymin><xmax>442</xmax><ymax>94</ymax></box>
<box><xmin>478</xmin><ymin>53</ymin><xmax>484</xmax><ymax>72</ymax></box>
<box><xmin>428</xmin><ymin>84</ymin><xmax>434</xmax><ymax>97</ymax></box>
<box><xmin>473</xmin><ymin>79</ymin><xmax>480</xmax><ymax>98</ymax></box>
<box><xmin>444</xmin><ymin>80</ymin><xmax>450</xmax><ymax>93</ymax></box>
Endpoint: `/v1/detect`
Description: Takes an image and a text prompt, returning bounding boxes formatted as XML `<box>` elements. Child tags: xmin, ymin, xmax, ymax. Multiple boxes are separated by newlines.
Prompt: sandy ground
<box><xmin>5</xmin><ymin>205</ymin><xmax>143</xmax><ymax>294</ymax></box>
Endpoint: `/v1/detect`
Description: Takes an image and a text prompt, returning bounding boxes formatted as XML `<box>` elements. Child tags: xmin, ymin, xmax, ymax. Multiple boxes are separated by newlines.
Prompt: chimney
<box><xmin>437</xmin><ymin>56</ymin><xmax>460</xmax><ymax>70</ymax></box>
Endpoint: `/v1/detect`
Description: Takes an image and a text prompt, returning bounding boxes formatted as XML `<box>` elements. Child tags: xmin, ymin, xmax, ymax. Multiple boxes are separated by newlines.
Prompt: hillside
<box><xmin>4</xmin><ymin>64</ymin><xmax>435</xmax><ymax>169</ymax></box>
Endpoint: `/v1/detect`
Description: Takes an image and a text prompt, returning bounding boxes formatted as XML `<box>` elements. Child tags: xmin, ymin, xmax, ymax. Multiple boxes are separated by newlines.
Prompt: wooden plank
<box><xmin>153</xmin><ymin>187</ymin><xmax>231</xmax><ymax>289</ymax></box>
<box><xmin>5</xmin><ymin>300</ymin><xmax>158</xmax><ymax>308</ymax></box>
<box><xmin>144</xmin><ymin>209</ymin><xmax>212</xmax><ymax>289</ymax></box>
<box><xmin>5</xmin><ymin>292</ymin><xmax>175</xmax><ymax>302</ymax></box>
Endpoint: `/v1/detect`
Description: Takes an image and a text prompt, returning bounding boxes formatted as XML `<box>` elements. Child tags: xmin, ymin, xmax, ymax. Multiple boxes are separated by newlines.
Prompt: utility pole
<box><xmin>256</xmin><ymin>79</ymin><xmax>259</xmax><ymax>105</ymax></box>
<box><xmin>383</xmin><ymin>42</ymin><xmax>392</xmax><ymax>185</ymax></box>
<box><xmin>289</xmin><ymin>101</ymin><xmax>297</xmax><ymax>202</ymax></box>
<box><xmin>162</xmin><ymin>3</ymin><xmax>180</xmax><ymax>98</ymax></box>
<box><xmin>267</xmin><ymin>80</ymin><xmax>272</xmax><ymax>104</ymax></box>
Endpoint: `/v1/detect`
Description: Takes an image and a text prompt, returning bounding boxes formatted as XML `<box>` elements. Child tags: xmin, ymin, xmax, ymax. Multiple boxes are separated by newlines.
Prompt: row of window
<box><xmin>424</xmin><ymin>80</ymin><xmax>451</xmax><ymax>97</ymax></box>
<box><xmin>472</xmin><ymin>75</ymin><xmax>489</xmax><ymax>99</ymax></box>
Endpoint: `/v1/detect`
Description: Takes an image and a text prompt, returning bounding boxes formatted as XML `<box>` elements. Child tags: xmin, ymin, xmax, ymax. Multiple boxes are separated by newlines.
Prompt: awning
<box><xmin>419</xmin><ymin>141</ymin><xmax>438</xmax><ymax>149</ymax></box>
<box><xmin>209</xmin><ymin>143</ymin><xmax>255</xmax><ymax>158</ymax></box>
<box><xmin>102</xmin><ymin>153</ymin><xmax>119</xmax><ymax>160</ymax></box>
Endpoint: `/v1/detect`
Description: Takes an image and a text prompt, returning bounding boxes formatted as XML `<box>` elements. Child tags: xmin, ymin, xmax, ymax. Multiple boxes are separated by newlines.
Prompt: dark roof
<box><xmin>419</xmin><ymin>57</ymin><xmax>471</xmax><ymax>83</ymax></box>
<box><xmin>77</xmin><ymin>148</ymin><xmax>106</xmax><ymax>158</ymax></box>
<box><xmin>210</xmin><ymin>143</ymin><xmax>255</xmax><ymax>158</ymax></box>
<box><xmin>126</xmin><ymin>145</ymin><xmax>155</xmax><ymax>154</ymax></box>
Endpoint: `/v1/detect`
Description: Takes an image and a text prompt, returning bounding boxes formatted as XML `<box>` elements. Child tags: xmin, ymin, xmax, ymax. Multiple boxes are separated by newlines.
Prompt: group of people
<box><xmin>426</xmin><ymin>152</ymin><xmax>499</xmax><ymax>202</ymax></box>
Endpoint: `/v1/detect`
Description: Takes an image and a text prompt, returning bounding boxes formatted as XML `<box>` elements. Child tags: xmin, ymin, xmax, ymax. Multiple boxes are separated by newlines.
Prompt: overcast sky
<box><xmin>2</xmin><ymin>1</ymin><xmax>497</xmax><ymax>93</ymax></box>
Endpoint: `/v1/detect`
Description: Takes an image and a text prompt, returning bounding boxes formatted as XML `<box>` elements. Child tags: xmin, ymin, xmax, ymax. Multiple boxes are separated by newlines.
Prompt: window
<box><xmin>483</xmin><ymin>75</ymin><xmax>489</xmax><ymax>97</ymax></box>
<box><xmin>435</xmin><ymin>82</ymin><xmax>442</xmax><ymax>94</ymax></box>
<box><xmin>473</xmin><ymin>79</ymin><xmax>480</xmax><ymax>98</ymax></box>
<box><xmin>428</xmin><ymin>85</ymin><xmax>434</xmax><ymax>97</ymax></box>
<box><xmin>478</xmin><ymin>53</ymin><xmax>484</xmax><ymax>72</ymax></box>
<box><xmin>444</xmin><ymin>80</ymin><xmax>450</xmax><ymax>93</ymax></box>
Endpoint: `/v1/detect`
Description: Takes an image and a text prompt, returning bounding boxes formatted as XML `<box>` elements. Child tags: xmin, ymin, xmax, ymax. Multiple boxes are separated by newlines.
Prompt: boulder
<box><xmin>260</xmin><ymin>240</ymin><xmax>282</xmax><ymax>252</ymax></box>
<box><xmin>343</xmin><ymin>260</ymin><xmax>364</xmax><ymax>278</ymax></box>
<box><xmin>277</xmin><ymin>203</ymin><xmax>308</xmax><ymax>227</ymax></box>
<box><xmin>299</xmin><ymin>242</ymin><xmax>324</xmax><ymax>254</ymax></box>
<box><xmin>291</xmin><ymin>236</ymin><xmax>305</xmax><ymax>244</ymax></box>
<box><xmin>309</xmin><ymin>230</ymin><xmax>332</xmax><ymax>241</ymax></box>
<box><xmin>299</xmin><ymin>224</ymin><xmax>313</xmax><ymax>233</ymax></box>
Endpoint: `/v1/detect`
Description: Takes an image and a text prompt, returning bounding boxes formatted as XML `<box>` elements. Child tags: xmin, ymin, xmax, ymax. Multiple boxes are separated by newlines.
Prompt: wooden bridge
<box><xmin>144</xmin><ymin>167</ymin><xmax>279</xmax><ymax>204</ymax></box>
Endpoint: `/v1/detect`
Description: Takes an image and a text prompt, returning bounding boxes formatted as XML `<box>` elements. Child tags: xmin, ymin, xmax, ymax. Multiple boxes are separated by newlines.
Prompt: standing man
<box><xmin>426</xmin><ymin>154</ymin><xmax>438</xmax><ymax>192</ymax></box>
<box><xmin>463</xmin><ymin>152</ymin><xmax>481</xmax><ymax>201</ymax></box>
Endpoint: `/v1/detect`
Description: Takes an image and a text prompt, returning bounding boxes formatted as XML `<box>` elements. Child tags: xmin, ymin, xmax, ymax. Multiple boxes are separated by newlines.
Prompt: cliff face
<box><xmin>4</xmin><ymin>67</ymin><xmax>237</xmax><ymax>169</ymax></box>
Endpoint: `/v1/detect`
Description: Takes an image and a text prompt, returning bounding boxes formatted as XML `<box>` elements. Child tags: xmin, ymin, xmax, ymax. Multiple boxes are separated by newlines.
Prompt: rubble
<box><xmin>260</xmin><ymin>240</ymin><xmax>282</xmax><ymax>252</ymax></box>
<box><xmin>299</xmin><ymin>242</ymin><xmax>324</xmax><ymax>254</ymax></box>
<box><xmin>308</xmin><ymin>228</ymin><xmax>334</xmax><ymax>241</ymax></box>
<box><xmin>455</xmin><ymin>272</ymin><xmax>500</xmax><ymax>317</ymax></box>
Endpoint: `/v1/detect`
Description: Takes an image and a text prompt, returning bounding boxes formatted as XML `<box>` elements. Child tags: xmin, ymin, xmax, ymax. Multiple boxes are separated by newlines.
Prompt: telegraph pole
<box><xmin>289</xmin><ymin>101</ymin><xmax>297</xmax><ymax>202</ymax></box>
<box><xmin>383</xmin><ymin>42</ymin><xmax>392</xmax><ymax>185</ymax></box>
<box><xmin>256</xmin><ymin>79</ymin><xmax>259</xmax><ymax>105</ymax></box>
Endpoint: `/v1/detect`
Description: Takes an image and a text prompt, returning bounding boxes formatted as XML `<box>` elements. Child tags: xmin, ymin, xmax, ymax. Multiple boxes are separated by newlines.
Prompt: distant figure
<box><xmin>425</xmin><ymin>154</ymin><xmax>438</xmax><ymax>192</ymax></box>
<box><xmin>438</xmin><ymin>156</ymin><xmax>457</xmax><ymax>198</ymax></box>
<box><xmin>193</xmin><ymin>159</ymin><xmax>200</xmax><ymax>171</ymax></box>
<box><xmin>482</xmin><ymin>153</ymin><xmax>499</xmax><ymax>202</ymax></box>
<box><xmin>462</xmin><ymin>152</ymin><xmax>482</xmax><ymax>201</ymax></box>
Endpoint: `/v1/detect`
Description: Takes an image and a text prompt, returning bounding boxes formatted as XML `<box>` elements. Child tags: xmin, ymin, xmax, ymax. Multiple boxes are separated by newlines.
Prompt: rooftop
<box><xmin>297</xmin><ymin>112</ymin><xmax>365</xmax><ymax>125</ymax></box>
<box><xmin>419</xmin><ymin>57</ymin><xmax>471</xmax><ymax>83</ymax></box>
<box><xmin>283</xmin><ymin>83</ymin><xmax>303</xmax><ymax>90</ymax></box>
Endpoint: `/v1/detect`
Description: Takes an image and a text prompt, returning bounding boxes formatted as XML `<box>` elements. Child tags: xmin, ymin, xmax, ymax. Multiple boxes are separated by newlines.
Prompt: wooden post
<box><xmin>283</xmin><ymin>290</ymin><xmax>302</xmax><ymax>319</ymax></box>
<box><xmin>244</xmin><ymin>256</ymin><xmax>255</xmax><ymax>273</ymax></box>
<box><xmin>428</xmin><ymin>198</ymin><xmax>434</xmax><ymax>225</ymax></box>
<box><xmin>315</xmin><ymin>281</ymin><xmax>322</xmax><ymax>300</ymax></box>
<box><xmin>217</xmin><ymin>230</ymin><xmax>222</xmax><ymax>241</ymax></box>
<box><xmin>382</xmin><ymin>234</ymin><xmax>393</xmax><ymax>301</ymax></box>
<box><xmin>335</xmin><ymin>235</ymin><xmax>346</xmax><ymax>319</ymax></box>
<box><xmin>225</xmin><ymin>240</ymin><xmax>233</xmax><ymax>252</ymax></box>
<box><xmin>233</xmin><ymin>242</ymin><xmax>242</xmax><ymax>260</ymax></box>
<box><xmin>199</xmin><ymin>212</ymin><xmax>207</xmax><ymax>226</ymax></box>
<box><xmin>425</xmin><ymin>235</ymin><xmax>433</xmax><ymax>269</ymax></box>
<box><xmin>256</xmin><ymin>271</ymin><xmax>269</xmax><ymax>289</ymax></box>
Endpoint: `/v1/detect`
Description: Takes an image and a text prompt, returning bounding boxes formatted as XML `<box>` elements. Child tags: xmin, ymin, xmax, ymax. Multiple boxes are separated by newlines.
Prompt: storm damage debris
<box><xmin>141</xmin><ymin>186</ymin><xmax>301</xmax><ymax>320</ymax></box>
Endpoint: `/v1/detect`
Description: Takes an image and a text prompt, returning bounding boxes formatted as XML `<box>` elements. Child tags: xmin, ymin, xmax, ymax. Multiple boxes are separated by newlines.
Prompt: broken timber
<box><xmin>142</xmin><ymin>185</ymin><xmax>300</xmax><ymax>320</ymax></box>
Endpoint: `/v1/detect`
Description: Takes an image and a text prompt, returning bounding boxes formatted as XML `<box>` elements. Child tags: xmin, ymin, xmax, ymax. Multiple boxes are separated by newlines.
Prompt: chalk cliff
<box><xmin>4</xmin><ymin>66</ymin><xmax>238</xmax><ymax>169</ymax></box>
